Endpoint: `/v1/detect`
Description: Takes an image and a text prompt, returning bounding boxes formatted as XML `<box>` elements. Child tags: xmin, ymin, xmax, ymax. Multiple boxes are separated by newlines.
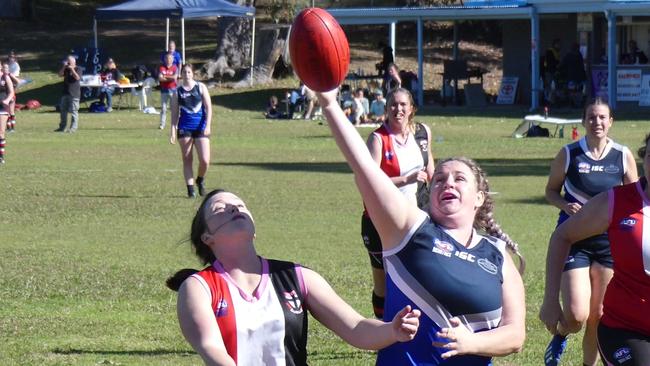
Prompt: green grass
<box><xmin>3</xmin><ymin>2</ymin><xmax>650</xmax><ymax>364</ymax></box>
<box><xmin>2</xmin><ymin>84</ymin><xmax>650</xmax><ymax>366</ymax></box>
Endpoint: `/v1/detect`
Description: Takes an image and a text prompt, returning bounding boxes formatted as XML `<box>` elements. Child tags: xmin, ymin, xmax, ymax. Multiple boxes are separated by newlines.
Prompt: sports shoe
<box><xmin>54</xmin><ymin>128</ymin><xmax>65</xmax><ymax>132</ymax></box>
<box><xmin>106</xmin><ymin>107</ymin><xmax>113</xmax><ymax>112</ymax></box>
<box><xmin>188</xmin><ymin>191</ymin><xmax>197</xmax><ymax>199</ymax></box>
<box><xmin>544</xmin><ymin>334</ymin><xmax>568</xmax><ymax>366</ymax></box>
<box><xmin>197</xmin><ymin>181</ymin><xmax>206</xmax><ymax>197</ymax></box>
<box><xmin>0</xmin><ymin>157</ymin><xmax>4</xmax><ymax>164</ymax></box>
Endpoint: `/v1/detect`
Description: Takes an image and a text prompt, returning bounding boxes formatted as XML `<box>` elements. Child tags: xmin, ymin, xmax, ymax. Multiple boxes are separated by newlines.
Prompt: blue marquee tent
<box><xmin>95</xmin><ymin>0</ymin><xmax>255</xmax><ymax>20</ymax></box>
<box><xmin>94</xmin><ymin>0</ymin><xmax>256</xmax><ymax>83</ymax></box>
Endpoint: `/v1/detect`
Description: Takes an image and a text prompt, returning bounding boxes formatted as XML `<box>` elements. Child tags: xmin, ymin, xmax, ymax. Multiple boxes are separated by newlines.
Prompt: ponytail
<box><xmin>166</xmin><ymin>268</ymin><xmax>199</xmax><ymax>291</ymax></box>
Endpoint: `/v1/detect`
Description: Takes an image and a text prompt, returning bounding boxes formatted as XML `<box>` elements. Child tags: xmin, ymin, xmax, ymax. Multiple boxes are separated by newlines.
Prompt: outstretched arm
<box><xmin>318</xmin><ymin>90</ymin><xmax>424</xmax><ymax>249</ymax></box>
<box><xmin>539</xmin><ymin>191</ymin><xmax>610</xmax><ymax>334</ymax></box>
<box><xmin>177</xmin><ymin>278</ymin><xmax>236</xmax><ymax>366</ymax></box>
<box><xmin>303</xmin><ymin>268</ymin><xmax>420</xmax><ymax>350</ymax></box>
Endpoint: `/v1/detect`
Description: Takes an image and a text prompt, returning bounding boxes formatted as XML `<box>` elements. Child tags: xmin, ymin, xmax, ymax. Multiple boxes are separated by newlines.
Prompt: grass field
<box><xmin>1</xmin><ymin>82</ymin><xmax>649</xmax><ymax>366</ymax></box>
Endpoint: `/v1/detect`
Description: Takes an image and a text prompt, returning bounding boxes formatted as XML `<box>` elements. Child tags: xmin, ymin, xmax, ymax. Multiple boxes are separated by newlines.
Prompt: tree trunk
<box><xmin>200</xmin><ymin>0</ymin><xmax>292</xmax><ymax>87</ymax></box>
<box><xmin>202</xmin><ymin>17</ymin><xmax>253</xmax><ymax>80</ymax></box>
<box><xmin>233</xmin><ymin>24</ymin><xmax>290</xmax><ymax>87</ymax></box>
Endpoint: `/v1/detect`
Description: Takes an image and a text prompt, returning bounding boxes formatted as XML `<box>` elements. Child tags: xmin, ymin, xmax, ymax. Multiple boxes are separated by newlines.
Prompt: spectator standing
<box><xmin>383</xmin><ymin>63</ymin><xmax>402</xmax><ymax>96</ymax></box>
<box><xmin>376</xmin><ymin>42</ymin><xmax>394</xmax><ymax>77</ymax></box>
<box><xmin>369</xmin><ymin>89</ymin><xmax>386</xmax><ymax>123</ymax></box>
<box><xmin>159</xmin><ymin>53</ymin><xmax>178</xmax><ymax>130</ymax></box>
<box><xmin>161</xmin><ymin>40</ymin><xmax>182</xmax><ymax>68</ymax></box>
<box><xmin>99</xmin><ymin>58</ymin><xmax>121</xmax><ymax>112</ymax></box>
<box><xmin>55</xmin><ymin>55</ymin><xmax>81</xmax><ymax>133</ymax></box>
<box><xmin>559</xmin><ymin>43</ymin><xmax>586</xmax><ymax>89</ymax></box>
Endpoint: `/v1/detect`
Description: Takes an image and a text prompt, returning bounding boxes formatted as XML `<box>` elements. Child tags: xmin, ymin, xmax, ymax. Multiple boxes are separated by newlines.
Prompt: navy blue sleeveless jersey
<box><xmin>378</xmin><ymin>213</ymin><xmax>506</xmax><ymax>366</ymax></box>
<box><xmin>558</xmin><ymin>137</ymin><xmax>628</xmax><ymax>225</ymax></box>
<box><xmin>178</xmin><ymin>82</ymin><xmax>206</xmax><ymax>131</ymax></box>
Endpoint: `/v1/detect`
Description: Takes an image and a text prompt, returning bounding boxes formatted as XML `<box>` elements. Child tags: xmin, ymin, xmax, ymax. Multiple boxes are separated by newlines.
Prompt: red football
<box><xmin>289</xmin><ymin>8</ymin><xmax>350</xmax><ymax>92</ymax></box>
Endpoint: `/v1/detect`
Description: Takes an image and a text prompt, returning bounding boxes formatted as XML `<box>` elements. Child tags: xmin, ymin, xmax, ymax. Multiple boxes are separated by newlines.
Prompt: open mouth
<box><xmin>441</xmin><ymin>192</ymin><xmax>458</xmax><ymax>201</ymax></box>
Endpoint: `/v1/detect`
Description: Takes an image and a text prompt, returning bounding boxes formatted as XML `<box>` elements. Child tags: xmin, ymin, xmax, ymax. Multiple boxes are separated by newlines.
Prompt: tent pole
<box><xmin>250</xmin><ymin>17</ymin><xmax>256</xmax><ymax>87</ymax></box>
<box><xmin>93</xmin><ymin>17</ymin><xmax>98</xmax><ymax>49</ymax></box>
<box><xmin>417</xmin><ymin>17</ymin><xmax>423</xmax><ymax>107</ymax></box>
<box><xmin>181</xmin><ymin>18</ymin><xmax>186</xmax><ymax>64</ymax></box>
<box><xmin>166</xmin><ymin>18</ymin><xmax>170</xmax><ymax>51</ymax></box>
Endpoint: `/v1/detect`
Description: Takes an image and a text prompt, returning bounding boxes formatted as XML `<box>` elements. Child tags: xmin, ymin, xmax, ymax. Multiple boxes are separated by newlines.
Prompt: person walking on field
<box><xmin>540</xmin><ymin>133</ymin><xmax>650</xmax><ymax>366</ymax></box>
<box><xmin>166</xmin><ymin>189</ymin><xmax>421</xmax><ymax>365</ymax></box>
<box><xmin>541</xmin><ymin>97</ymin><xmax>638</xmax><ymax>366</ymax></box>
<box><xmin>159</xmin><ymin>53</ymin><xmax>178</xmax><ymax>130</ymax></box>
<box><xmin>317</xmin><ymin>88</ymin><xmax>526</xmax><ymax>365</ymax></box>
<box><xmin>56</xmin><ymin>55</ymin><xmax>81</xmax><ymax>133</ymax></box>
<box><xmin>170</xmin><ymin>64</ymin><xmax>212</xmax><ymax>198</ymax></box>
<box><xmin>362</xmin><ymin>87</ymin><xmax>434</xmax><ymax>319</ymax></box>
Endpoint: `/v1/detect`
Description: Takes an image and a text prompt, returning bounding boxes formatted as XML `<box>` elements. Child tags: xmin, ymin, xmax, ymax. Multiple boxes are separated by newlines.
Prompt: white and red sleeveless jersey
<box><xmin>604</xmin><ymin>181</ymin><xmax>650</xmax><ymax>336</ymax></box>
<box><xmin>191</xmin><ymin>258</ymin><xmax>309</xmax><ymax>365</ymax></box>
<box><xmin>373</xmin><ymin>123</ymin><xmax>424</xmax><ymax>201</ymax></box>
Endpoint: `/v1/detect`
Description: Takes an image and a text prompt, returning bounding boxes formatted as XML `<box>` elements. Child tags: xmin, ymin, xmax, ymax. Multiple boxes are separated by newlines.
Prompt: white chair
<box><xmin>132</xmin><ymin>77</ymin><xmax>156</xmax><ymax>111</ymax></box>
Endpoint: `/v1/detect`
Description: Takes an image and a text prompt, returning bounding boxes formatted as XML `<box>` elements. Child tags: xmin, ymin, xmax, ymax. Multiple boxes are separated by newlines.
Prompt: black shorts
<box><xmin>177</xmin><ymin>129</ymin><xmax>208</xmax><ymax>139</ymax></box>
<box><xmin>563</xmin><ymin>234</ymin><xmax>613</xmax><ymax>271</ymax></box>
<box><xmin>598</xmin><ymin>322</ymin><xmax>650</xmax><ymax>366</ymax></box>
<box><xmin>361</xmin><ymin>214</ymin><xmax>383</xmax><ymax>269</ymax></box>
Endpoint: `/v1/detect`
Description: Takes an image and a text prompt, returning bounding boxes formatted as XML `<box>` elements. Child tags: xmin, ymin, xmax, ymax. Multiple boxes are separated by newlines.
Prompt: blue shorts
<box><xmin>563</xmin><ymin>234</ymin><xmax>612</xmax><ymax>271</ymax></box>
<box><xmin>177</xmin><ymin>128</ymin><xmax>207</xmax><ymax>139</ymax></box>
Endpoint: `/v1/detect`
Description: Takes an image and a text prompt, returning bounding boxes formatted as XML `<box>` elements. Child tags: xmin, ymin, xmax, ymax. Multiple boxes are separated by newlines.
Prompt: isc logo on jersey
<box><xmin>578</xmin><ymin>162</ymin><xmax>609</xmax><ymax>173</ymax></box>
<box><xmin>432</xmin><ymin>239</ymin><xmax>477</xmax><ymax>263</ymax></box>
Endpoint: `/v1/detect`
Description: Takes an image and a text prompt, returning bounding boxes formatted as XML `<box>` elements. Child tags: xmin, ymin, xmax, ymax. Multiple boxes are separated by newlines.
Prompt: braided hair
<box><xmin>436</xmin><ymin>157</ymin><xmax>526</xmax><ymax>274</ymax></box>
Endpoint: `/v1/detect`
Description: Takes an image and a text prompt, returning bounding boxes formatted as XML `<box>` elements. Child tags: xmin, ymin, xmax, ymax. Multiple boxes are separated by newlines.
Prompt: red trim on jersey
<box><xmin>604</xmin><ymin>182</ymin><xmax>650</xmax><ymax>336</ymax></box>
<box><xmin>375</xmin><ymin>124</ymin><xmax>401</xmax><ymax>178</ymax></box>
<box><xmin>196</xmin><ymin>267</ymin><xmax>238</xmax><ymax>363</ymax></box>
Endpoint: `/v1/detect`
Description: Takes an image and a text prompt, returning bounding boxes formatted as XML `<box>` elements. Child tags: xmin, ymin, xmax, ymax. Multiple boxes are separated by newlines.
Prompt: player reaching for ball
<box><xmin>317</xmin><ymin>88</ymin><xmax>525</xmax><ymax>365</ymax></box>
<box><xmin>167</xmin><ymin>189</ymin><xmax>421</xmax><ymax>365</ymax></box>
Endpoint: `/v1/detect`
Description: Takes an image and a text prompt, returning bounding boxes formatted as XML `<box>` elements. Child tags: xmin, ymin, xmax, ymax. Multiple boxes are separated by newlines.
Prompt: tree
<box><xmin>201</xmin><ymin>0</ymin><xmax>302</xmax><ymax>87</ymax></box>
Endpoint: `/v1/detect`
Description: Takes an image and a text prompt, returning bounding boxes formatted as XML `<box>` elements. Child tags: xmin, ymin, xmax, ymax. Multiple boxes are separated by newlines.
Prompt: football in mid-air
<box><xmin>289</xmin><ymin>8</ymin><xmax>350</xmax><ymax>92</ymax></box>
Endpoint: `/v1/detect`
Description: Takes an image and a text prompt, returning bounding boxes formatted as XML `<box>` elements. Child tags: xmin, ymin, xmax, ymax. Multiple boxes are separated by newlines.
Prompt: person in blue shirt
<box><xmin>161</xmin><ymin>40</ymin><xmax>182</xmax><ymax>68</ymax></box>
<box><xmin>316</xmin><ymin>88</ymin><xmax>526</xmax><ymax>366</ymax></box>
<box><xmin>170</xmin><ymin>64</ymin><xmax>211</xmax><ymax>198</ymax></box>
